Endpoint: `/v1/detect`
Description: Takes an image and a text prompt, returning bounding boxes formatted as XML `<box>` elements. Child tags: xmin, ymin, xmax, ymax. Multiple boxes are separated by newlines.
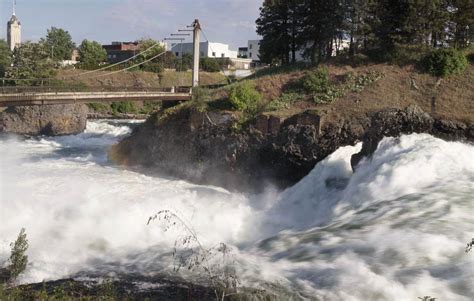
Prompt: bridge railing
<box><xmin>0</xmin><ymin>86</ymin><xmax>192</xmax><ymax>94</ymax></box>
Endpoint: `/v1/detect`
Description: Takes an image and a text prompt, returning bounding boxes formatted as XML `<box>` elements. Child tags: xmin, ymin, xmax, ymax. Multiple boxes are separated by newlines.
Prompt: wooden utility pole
<box><xmin>192</xmin><ymin>19</ymin><xmax>201</xmax><ymax>87</ymax></box>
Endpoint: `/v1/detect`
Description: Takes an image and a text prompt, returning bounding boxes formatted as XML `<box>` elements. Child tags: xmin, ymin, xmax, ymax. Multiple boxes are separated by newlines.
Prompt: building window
<box><xmin>175</xmin><ymin>52</ymin><xmax>179</xmax><ymax>57</ymax></box>
<box><xmin>249</xmin><ymin>44</ymin><xmax>253</xmax><ymax>49</ymax></box>
<box><xmin>249</xmin><ymin>52</ymin><xmax>252</xmax><ymax>58</ymax></box>
<box><xmin>200</xmin><ymin>51</ymin><xmax>204</xmax><ymax>57</ymax></box>
<box><xmin>212</xmin><ymin>52</ymin><xmax>216</xmax><ymax>57</ymax></box>
<box><xmin>221</xmin><ymin>53</ymin><xmax>225</xmax><ymax>58</ymax></box>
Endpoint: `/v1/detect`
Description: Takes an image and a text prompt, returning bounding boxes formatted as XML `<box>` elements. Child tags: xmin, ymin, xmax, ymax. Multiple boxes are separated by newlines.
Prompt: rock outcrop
<box><xmin>0</xmin><ymin>104</ymin><xmax>88</xmax><ymax>136</ymax></box>
<box><xmin>111</xmin><ymin>105</ymin><xmax>473</xmax><ymax>192</ymax></box>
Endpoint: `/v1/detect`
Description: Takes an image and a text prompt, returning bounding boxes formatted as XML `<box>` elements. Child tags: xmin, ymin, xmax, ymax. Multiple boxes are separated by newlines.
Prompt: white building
<box><xmin>247</xmin><ymin>40</ymin><xmax>260</xmax><ymax>62</ymax></box>
<box><xmin>7</xmin><ymin>2</ymin><xmax>21</xmax><ymax>51</ymax></box>
<box><xmin>170</xmin><ymin>41</ymin><xmax>238</xmax><ymax>59</ymax></box>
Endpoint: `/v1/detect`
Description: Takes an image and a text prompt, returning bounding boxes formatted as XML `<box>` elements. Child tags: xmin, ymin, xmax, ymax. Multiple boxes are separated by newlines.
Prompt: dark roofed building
<box><xmin>102</xmin><ymin>42</ymin><xmax>140</xmax><ymax>64</ymax></box>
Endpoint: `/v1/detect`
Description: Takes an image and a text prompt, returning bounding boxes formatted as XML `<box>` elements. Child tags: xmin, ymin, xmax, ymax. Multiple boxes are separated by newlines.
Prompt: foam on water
<box><xmin>0</xmin><ymin>120</ymin><xmax>473</xmax><ymax>300</ymax></box>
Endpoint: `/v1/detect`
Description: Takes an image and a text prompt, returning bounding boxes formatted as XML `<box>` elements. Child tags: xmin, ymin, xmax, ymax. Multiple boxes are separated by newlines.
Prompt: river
<box><xmin>0</xmin><ymin>120</ymin><xmax>473</xmax><ymax>300</ymax></box>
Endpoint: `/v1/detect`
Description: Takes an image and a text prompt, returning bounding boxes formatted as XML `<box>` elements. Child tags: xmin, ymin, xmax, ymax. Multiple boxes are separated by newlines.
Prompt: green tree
<box><xmin>175</xmin><ymin>53</ymin><xmax>193</xmax><ymax>71</ymax></box>
<box><xmin>6</xmin><ymin>42</ymin><xmax>57</xmax><ymax>85</ymax></box>
<box><xmin>78</xmin><ymin>39</ymin><xmax>107</xmax><ymax>69</ymax></box>
<box><xmin>200</xmin><ymin>57</ymin><xmax>221</xmax><ymax>72</ymax></box>
<box><xmin>450</xmin><ymin>0</ymin><xmax>474</xmax><ymax>48</ymax></box>
<box><xmin>136</xmin><ymin>39</ymin><xmax>167</xmax><ymax>73</ymax></box>
<box><xmin>0</xmin><ymin>40</ymin><xmax>12</xmax><ymax>78</ymax></box>
<box><xmin>8</xmin><ymin>228</ymin><xmax>28</xmax><ymax>282</ymax></box>
<box><xmin>256</xmin><ymin>0</ymin><xmax>305</xmax><ymax>64</ymax></box>
<box><xmin>41</xmin><ymin>27</ymin><xmax>76</xmax><ymax>61</ymax></box>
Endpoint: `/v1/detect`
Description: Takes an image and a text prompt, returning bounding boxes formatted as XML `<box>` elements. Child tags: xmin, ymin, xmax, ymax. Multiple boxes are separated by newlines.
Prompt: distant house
<box><xmin>102</xmin><ymin>41</ymin><xmax>140</xmax><ymax>64</ymax></box>
<box><xmin>171</xmin><ymin>41</ymin><xmax>238</xmax><ymax>59</ymax></box>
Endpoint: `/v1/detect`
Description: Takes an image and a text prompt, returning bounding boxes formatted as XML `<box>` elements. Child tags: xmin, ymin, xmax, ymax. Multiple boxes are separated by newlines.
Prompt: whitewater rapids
<box><xmin>0</xmin><ymin>120</ymin><xmax>472</xmax><ymax>300</ymax></box>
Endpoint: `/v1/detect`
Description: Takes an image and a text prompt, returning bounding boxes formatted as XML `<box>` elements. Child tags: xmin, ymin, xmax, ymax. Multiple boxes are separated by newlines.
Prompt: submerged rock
<box><xmin>0</xmin><ymin>104</ymin><xmax>88</xmax><ymax>136</ymax></box>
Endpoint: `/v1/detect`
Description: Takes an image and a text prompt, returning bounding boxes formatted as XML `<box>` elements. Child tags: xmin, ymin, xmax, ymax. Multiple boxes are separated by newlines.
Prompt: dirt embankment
<box><xmin>57</xmin><ymin>69</ymin><xmax>227</xmax><ymax>88</ymax></box>
<box><xmin>248</xmin><ymin>63</ymin><xmax>474</xmax><ymax>125</ymax></box>
<box><xmin>110</xmin><ymin>63</ymin><xmax>474</xmax><ymax>192</ymax></box>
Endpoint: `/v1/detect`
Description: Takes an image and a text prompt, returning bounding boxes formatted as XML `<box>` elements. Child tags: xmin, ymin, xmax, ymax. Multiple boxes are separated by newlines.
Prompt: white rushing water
<box><xmin>0</xmin><ymin>120</ymin><xmax>473</xmax><ymax>300</ymax></box>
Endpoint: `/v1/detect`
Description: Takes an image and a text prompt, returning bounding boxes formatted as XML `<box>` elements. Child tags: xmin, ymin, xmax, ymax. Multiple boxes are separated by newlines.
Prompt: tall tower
<box><xmin>7</xmin><ymin>0</ymin><xmax>21</xmax><ymax>51</ymax></box>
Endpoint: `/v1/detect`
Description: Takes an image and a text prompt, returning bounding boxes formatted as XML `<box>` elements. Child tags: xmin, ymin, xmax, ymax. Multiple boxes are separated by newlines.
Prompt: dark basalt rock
<box><xmin>350</xmin><ymin>105</ymin><xmax>473</xmax><ymax>170</ymax></box>
<box><xmin>111</xmin><ymin>105</ymin><xmax>472</xmax><ymax>192</ymax></box>
<box><xmin>0</xmin><ymin>104</ymin><xmax>88</xmax><ymax>136</ymax></box>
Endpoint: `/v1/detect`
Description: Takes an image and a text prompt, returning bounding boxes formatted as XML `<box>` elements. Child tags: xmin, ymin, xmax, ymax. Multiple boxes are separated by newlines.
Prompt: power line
<box><xmin>86</xmin><ymin>49</ymin><xmax>168</xmax><ymax>79</ymax></box>
<box><xmin>0</xmin><ymin>40</ymin><xmax>167</xmax><ymax>82</ymax></box>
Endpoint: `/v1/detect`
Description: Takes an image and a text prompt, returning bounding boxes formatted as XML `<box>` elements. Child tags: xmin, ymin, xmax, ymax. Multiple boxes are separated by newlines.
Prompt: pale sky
<box><xmin>0</xmin><ymin>0</ymin><xmax>262</xmax><ymax>49</ymax></box>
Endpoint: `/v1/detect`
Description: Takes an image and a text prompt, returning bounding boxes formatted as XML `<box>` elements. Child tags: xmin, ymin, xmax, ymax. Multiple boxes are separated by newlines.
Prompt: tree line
<box><xmin>256</xmin><ymin>0</ymin><xmax>474</xmax><ymax>64</ymax></box>
<box><xmin>0</xmin><ymin>27</ymin><xmax>229</xmax><ymax>85</ymax></box>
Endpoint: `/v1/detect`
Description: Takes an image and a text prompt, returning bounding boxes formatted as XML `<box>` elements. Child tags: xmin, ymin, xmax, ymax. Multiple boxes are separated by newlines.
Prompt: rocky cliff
<box><xmin>110</xmin><ymin>104</ymin><xmax>473</xmax><ymax>192</ymax></box>
<box><xmin>0</xmin><ymin>104</ymin><xmax>88</xmax><ymax>136</ymax></box>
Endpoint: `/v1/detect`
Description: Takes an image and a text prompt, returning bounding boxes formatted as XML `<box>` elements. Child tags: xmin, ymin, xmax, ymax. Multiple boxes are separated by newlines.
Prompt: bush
<box><xmin>422</xmin><ymin>48</ymin><xmax>468</xmax><ymax>77</ymax></box>
<box><xmin>228</xmin><ymin>81</ymin><xmax>262</xmax><ymax>115</ymax></box>
<box><xmin>300</xmin><ymin>67</ymin><xmax>330</xmax><ymax>94</ymax></box>
<box><xmin>191</xmin><ymin>87</ymin><xmax>211</xmax><ymax>112</ymax></box>
<box><xmin>265</xmin><ymin>93</ymin><xmax>304</xmax><ymax>111</ymax></box>
<box><xmin>8</xmin><ymin>228</ymin><xmax>28</xmax><ymax>282</ymax></box>
<box><xmin>200</xmin><ymin>58</ymin><xmax>221</xmax><ymax>72</ymax></box>
<box><xmin>110</xmin><ymin>101</ymin><xmax>138</xmax><ymax>115</ymax></box>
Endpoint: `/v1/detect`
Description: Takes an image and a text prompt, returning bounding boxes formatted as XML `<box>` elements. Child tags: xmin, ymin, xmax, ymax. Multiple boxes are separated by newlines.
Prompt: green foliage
<box><xmin>200</xmin><ymin>57</ymin><xmax>221</xmax><ymax>72</ymax></box>
<box><xmin>5</xmin><ymin>42</ymin><xmax>57</xmax><ymax>85</ymax></box>
<box><xmin>175</xmin><ymin>53</ymin><xmax>193</xmax><ymax>71</ymax></box>
<box><xmin>256</xmin><ymin>0</ymin><xmax>474</xmax><ymax>64</ymax></box>
<box><xmin>265</xmin><ymin>92</ymin><xmax>304</xmax><ymax>111</ymax></box>
<box><xmin>299</xmin><ymin>67</ymin><xmax>330</xmax><ymax>94</ymax></box>
<box><xmin>422</xmin><ymin>48</ymin><xmax>468</xmax><ymax>77</ymax></box>
<box><xmin>41</xmin><ymin>27</ymin><xmax>76</xmax><ymax>61</ymax></box>
<box><xmin>388</xmin><ymin>44</ymin><xmax>431</xmax><ymax>66</ymax></box>
<box><xmin>346</xmin><ymin>71</ymin><xmax>385</xmax><ymax>92</ymax></box>
<box><xmin>136</xmin><ymin>39</ymin><xmax>167</xmax><ymax>73</ymax></box>
<box><xmin>111</xmin><ymin>101</ymin><xmax>138</xmax><ymax>115</ymax></box>
<box><xmin>228</xmin><ymin>81</ymin><xmax>262</xmax><ymax>115</ymax></box>
<box><xmin>87</xmin><ymin>102</ymin><xmax>109</xmax><ymax>113</ymax></box>
<box><xmin>0</xmin><ymin>40</ymin><xmax>12</xmax><ymax>78</ymax></box>
<box><xmin>191</xmin><ymin>87</ymin><xmax>211</xmax><ymax>112</ymax></box>
<box><xmin>140</xmin><ymin>101</ymin><xmax>160</xmax><ymax>114</ymax></box>
<box><xmin>78</xmin><ymin>39</ymin><xmax>107</xmax><ymax>70</ymax></box>
<box><xmin>8</xmin><ymin>228</ymin><xmax>28</xmax><ymax>282</ymax></box>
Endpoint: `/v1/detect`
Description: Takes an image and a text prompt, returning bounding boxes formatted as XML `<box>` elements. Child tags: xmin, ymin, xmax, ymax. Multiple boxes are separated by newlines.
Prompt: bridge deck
<box><xmin>0</xmin><ymin>89</ymin><xmax>192</xmax><ymax>107</ymax></box>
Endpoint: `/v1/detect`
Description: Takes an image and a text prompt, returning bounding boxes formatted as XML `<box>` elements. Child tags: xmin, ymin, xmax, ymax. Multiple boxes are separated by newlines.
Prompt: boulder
<box><xmin>0</xmin><ymin>104</ymin><xmax>88</xmax><ymax>136</ymax></box>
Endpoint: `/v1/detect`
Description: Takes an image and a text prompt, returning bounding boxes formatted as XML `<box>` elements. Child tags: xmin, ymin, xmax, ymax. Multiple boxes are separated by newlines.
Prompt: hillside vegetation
<box><xmin>57</xmin><ymin>69</ymin><xmax>226</xmax><ymax>88</ymax></box>
<box><xmin>204</xmin><ymin>62</ymin><xmax>473</xmax><ymax>125</ymax></box>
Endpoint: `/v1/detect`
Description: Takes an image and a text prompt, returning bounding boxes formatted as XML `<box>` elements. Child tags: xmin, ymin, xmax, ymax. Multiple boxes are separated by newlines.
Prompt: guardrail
<box><xmin>0</xmin><ymin>86</ymin><xmax>193</xmax><ymax>94</ymax></box>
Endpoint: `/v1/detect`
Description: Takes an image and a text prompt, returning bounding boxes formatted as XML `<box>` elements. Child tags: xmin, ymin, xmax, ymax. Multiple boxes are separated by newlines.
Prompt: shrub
<box><xmin>228</xmin><ymin>81</ymin><xmax>262</xmax><ymax>115</ymax></box>
<box><xmin>8</xmin><ymin>228</ymin><xmax>28</xmax><ymax>282</ymax></box>
<box><xmin>265</xmin><ymin>92</ymin><xmax>304</xmax><ymax>111</ymax></box>
<box><xmin>191</xmin><ymin>87</ymin><xmax>211</xmax><ymax>112</ymax></box>
<box><xmin>422</xmin><ymin>48</ymin><xmax>468</xmax><ymax>77</ymax></box>
<box><xmin>200</xmin><ymin>58</ymin><xmax>221</xmax><ymax>72</ymax></box>
<box><xmin>300</xmin><ymin>67</ymin><xmax>330</xmax><ymax>94</ymax></box>
<box><xmin>87</xmin><ymin>102</ymin><xmax>109</xmax><ymax>113</ymax></box>
<box><xmin>110</xmin><ymin>101</ymin><xmax>138</xmax><ymax>115</ymax></box>
<box><xmin>466</xmin><ymin>52</ymin><xmax>474</xmax><ymax>64</ymax></box>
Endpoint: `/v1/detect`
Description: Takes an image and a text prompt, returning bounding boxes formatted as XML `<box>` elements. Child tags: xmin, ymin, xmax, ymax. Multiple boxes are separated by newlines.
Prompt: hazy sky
<box><xmin>0</xmin><ymin>0</ymin><xmax>262</xmax><ymax>49</ymax></box>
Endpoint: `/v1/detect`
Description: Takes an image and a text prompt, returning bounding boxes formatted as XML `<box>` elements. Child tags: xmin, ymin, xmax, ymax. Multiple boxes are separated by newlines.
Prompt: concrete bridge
<box><xmin>0</xmin><ymin>86</ymin><xmax>192</xmax><ymax>107</ymax></box>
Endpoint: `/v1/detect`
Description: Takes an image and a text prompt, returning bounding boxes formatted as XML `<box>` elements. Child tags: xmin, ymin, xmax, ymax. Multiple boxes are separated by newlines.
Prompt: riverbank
<box><xmin>111</xmin><ymin>63</ymin><xmax>474</xmax><ymax>192</ymax></box>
